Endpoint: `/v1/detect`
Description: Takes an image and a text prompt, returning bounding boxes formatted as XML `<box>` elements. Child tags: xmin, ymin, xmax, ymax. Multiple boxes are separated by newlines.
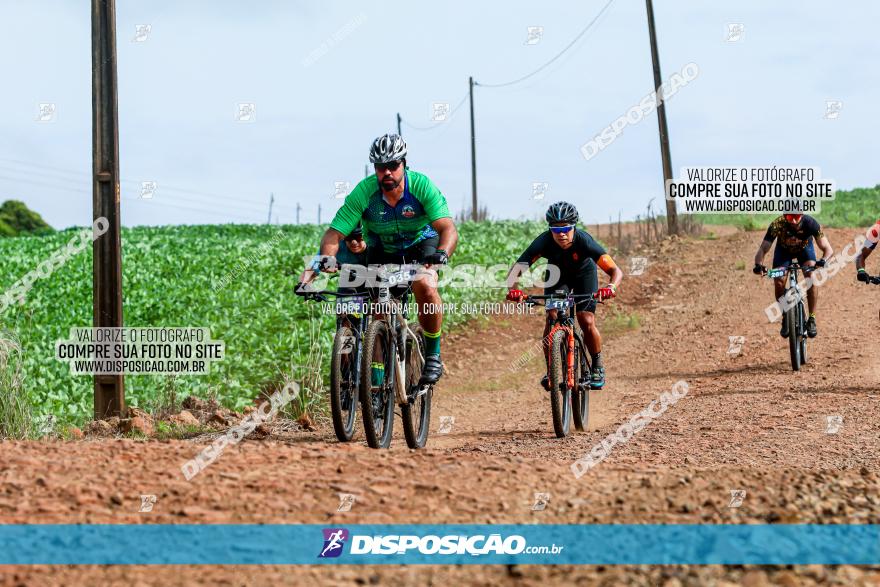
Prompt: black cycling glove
<box><xmin>424</xmin><ymin>250</ymin><xmax>449</xmax><ymax>265</ymax></box>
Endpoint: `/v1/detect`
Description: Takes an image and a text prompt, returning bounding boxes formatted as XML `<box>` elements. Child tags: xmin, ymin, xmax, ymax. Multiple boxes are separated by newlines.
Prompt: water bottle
<box><xmin>370</xmin><ymin>362</ymin><xmax>385</xmax><ymax>387</ymax></box>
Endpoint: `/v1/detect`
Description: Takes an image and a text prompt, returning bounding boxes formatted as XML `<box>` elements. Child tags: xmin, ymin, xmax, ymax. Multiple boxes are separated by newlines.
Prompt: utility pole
<box><xmin>318</xmin><ymin>203</ymin><xmax>322</xmax><ymax>225</ymax></box>
<box><xmin>91</xmin><ymin>0</ymin><xmax>124</xmax><ymax>419</ymax></box>
<box><xmin>396</xmin><ymin>112</ymin><xmax>402</xmax><ymax>137</ymax></box>
<box><xmin>296</xmin><ymin>202</ymin><xmax>301</xmax><ymax>225</ymax></box>
<box><xmin>468</xmin><ymin>76</ymin><xmax>478</xmax><ymax>221</ymax></box>
<box><xmin>267</xmin><ymin>193</ymin><xmax>274</xmax><ymax>224</ymax></box>
<box><xmin>645</xmin><ymin>0</ymin><xmax>678</xmax><ymax>236</ymax></box>
<box><xmin>364</xmin><ymin>164</ymin><xmax>369</xmax><ymax>178</ymax></box>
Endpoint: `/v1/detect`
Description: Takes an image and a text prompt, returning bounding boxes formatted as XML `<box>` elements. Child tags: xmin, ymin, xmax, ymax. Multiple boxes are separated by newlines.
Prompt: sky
<box><xmin>1</xmin><ymin>0</ymin><xmax>877</xmax><ymax>229</ymax></box>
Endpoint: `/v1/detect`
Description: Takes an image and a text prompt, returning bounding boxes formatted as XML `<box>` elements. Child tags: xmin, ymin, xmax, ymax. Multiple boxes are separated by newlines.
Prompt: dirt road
<box><xmin>2</xmin><ymin>228</ymin><xmax>880</xmax><ymax>585</ymax></box>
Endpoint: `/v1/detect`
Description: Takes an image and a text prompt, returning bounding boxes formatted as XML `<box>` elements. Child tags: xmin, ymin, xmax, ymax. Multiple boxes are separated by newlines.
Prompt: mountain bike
<box><xmin>523</xmin><ymin>291</ymin><xmax>599</xmax><ymax>438</ymax></box>
<box><xmin>297</xmin><ymin>282</ymin><xmax>369</xmax><ymax>442</ymax></box>
<box><xmin>766</xmin><ymin>262</ymin><xmax>816</xmax><ymax>371</ymax></box>
<box><xmin>360</xmin><ymin>264</ymin><xmax>433</xmax><ymax>449</ymax></box>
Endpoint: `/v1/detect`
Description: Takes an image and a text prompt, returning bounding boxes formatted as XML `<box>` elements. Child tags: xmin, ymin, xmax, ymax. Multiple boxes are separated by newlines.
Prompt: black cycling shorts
<box><xmin>366</xmin><ymin>235</ymin><xmax>439</xmax><ymax>265</ymax></box>
<box><xmin>542</xmin><ymin>265</ymin><xmax>598</xmax><ymax>313</ymax></box>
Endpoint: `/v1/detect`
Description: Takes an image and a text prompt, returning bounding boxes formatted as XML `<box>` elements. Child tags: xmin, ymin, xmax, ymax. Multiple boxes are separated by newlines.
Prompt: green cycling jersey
<box><xmin>329</xmin><ymin>169</ymin><xmax>451</xmax><ymax>254</ymax></box>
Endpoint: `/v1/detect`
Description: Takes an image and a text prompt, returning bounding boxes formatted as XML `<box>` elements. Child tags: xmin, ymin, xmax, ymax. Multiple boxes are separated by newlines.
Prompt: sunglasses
<box><xmin>549</xmin><ymin>225</ymin><xmax>575</xmax><ymax>234</ymax></box>
<box><xmin>375</xmin><ymin>161</ymin><xmax>402</xmax><ymax>173</ymax></box>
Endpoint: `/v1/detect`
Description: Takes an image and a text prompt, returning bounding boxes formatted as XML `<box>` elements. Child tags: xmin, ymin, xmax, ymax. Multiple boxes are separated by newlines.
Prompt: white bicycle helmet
<box><xmin>369</xmin><ymin>133</ymin><xmax>407</xmax><ymax>164</ymax></box>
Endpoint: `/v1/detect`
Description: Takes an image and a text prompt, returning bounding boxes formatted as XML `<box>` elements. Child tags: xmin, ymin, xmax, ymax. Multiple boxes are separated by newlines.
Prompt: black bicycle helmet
<box><xmin>345</xmin><ymin>223</ymin><xmax>363</xmax><ymax>240</ymax></box>
<box><xmin>369</xmin><ymin>133</ymin><xmax>407</xmax><ymax>164</ymax></box>
<box><xmin>546</xmin><ymin>201</ymin><xmax>579</xmax><ymax>225</ymax></box>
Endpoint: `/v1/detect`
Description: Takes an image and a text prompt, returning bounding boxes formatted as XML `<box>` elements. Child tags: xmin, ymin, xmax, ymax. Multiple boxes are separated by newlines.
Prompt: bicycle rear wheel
<box><xmin>401</xmin><ymin>325</ymin><xmax>432</xmax><ymax>449</ymax></box>
<box><xmin>549</xmin><ymin>329</ymin><xmax>573</xmax><ymax>438</ymax></box>
<box><xmin>360</xmin><ymin>320</ymin><xmax>395</xmax><ymax>448</ymax></box>
<box><xmin>787</xmin><ymin>305</ymin><xmax>801</xmax><ymax>371</ymax></box>
<box><xmin>330</xmin><ymin>325</ymin><xmax>359</xmax><ymax>442</ymax></box>
<box><xmin>571</xmin><ymin>333</ymin><xmax>590</xmax><ymax>431</ymax></box>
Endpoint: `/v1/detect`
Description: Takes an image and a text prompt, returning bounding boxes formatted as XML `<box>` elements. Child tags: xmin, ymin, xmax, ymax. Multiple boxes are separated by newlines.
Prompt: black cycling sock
<box><xmin>591</xmin><ymin>352</ymin><xmax>603</xmax><ymax>368</ymax></box>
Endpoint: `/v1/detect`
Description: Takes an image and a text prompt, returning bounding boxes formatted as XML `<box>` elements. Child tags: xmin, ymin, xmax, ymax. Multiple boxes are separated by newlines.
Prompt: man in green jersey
<box><xmin>298</xmin><ymin>134</ymin><xmax>458</xmax><ymax>384</ymax></box>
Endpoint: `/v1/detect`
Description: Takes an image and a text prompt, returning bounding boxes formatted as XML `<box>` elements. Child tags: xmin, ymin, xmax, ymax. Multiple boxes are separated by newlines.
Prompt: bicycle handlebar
<box><xmin>522</xmin><ymin>292</ymin><xmax>603</xmax><ymax>306</ymax></box>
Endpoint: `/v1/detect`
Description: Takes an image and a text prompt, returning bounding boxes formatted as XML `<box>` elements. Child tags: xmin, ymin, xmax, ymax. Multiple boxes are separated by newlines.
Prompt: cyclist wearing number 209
<box><xmin>505</xmin><ymin>202</ymin><xmax>624</xmax><ymax>390</ymax></box>
<box><xmin>298</xmin><ymin>134</ymin><xmax>458</xmax><ymax>385</ymax></box>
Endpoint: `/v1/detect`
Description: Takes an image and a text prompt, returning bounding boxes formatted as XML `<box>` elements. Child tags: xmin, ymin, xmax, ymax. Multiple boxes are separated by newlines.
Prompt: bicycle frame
<box><xmin>370</xmin><ymin>265</ymin><xmax>429</xmax><ymax>406</ymax></box>
<box><xmin>525</xmin><ymin>292</ymin><xmax>599</xmax><ymax>389</ymax></box>
<box><xmin>767</xmin><ymin>261</ymin><xmax>815</xmax><ymax>308</ymax></box>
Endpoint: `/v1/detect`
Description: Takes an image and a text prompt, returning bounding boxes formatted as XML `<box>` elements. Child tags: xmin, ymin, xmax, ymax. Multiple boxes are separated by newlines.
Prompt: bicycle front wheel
<box><xmin>401</xmin><ymin>325</ymin><xmax>432</xmax><ymax>449</ymax></box>
<box><xmin>360</xmin><ymin>320</ymin><xmax>395</xmax><ymax>448</ymax></box>
<box><xmin>787</xmin><ymin>306</ymin><xmax>801</xmax><ymax>371</ymax></box>
<box><xmin>330</xmin><ymin>325</ymin><xmax>359</xmax><ymax>442</ymax></box>
<box><xmin>799</xmin><ymin>303</ymin><xmax>808</xmax><ymax>365</ymax></box>
<box><xmin>549</xmin><ymin>329</ymin><xmax>573</xmax><ymax>438</ymax></box>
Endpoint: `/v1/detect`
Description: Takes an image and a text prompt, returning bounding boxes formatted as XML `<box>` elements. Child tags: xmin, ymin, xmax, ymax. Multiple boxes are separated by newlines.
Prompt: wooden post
<box><xmin>91</xmin><ymin>0</ymin><xmax>125</xmax><ymax>419</ymax></box>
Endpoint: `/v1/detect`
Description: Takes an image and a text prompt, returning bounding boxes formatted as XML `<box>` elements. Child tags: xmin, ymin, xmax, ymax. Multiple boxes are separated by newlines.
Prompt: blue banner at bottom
<box><xmin>1</xmin><ymin>524</ymin><xmax>877</xmax><ymax>565</ymax></box>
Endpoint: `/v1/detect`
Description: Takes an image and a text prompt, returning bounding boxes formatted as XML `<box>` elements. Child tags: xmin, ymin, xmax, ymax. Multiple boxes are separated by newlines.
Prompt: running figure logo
<box><xmin>318</xmin><ymin>528</ymin><xmax>349</xmax><ymax>558</ymax></box>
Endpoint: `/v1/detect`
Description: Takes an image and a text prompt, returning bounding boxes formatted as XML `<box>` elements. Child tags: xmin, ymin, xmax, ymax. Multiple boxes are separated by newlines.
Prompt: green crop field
<box><xmin>0</xmin><ymin>220</ymin><xmax>545</xmax><ymax>427</ymax></box>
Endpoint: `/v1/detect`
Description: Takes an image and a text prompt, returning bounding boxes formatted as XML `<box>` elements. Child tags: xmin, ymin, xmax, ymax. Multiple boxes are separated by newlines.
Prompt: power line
<box><xmin>0</xmin><ymin>167</ymin><xmax>275</xmax><ymax>219</ymax></box>
<box><xmin>0</xmin><ymin>158</ymin><xmax>303</xmax><ymax>215</ymax></box>
<box><xmin>0</xmin><ymin>174</ymin><xmax>263</xmax><ymax>222</ymax></box>
<box><xmin>475</xmin><ymin>0</ymin><xmax>617</xmax><ymax>89</ymax></box>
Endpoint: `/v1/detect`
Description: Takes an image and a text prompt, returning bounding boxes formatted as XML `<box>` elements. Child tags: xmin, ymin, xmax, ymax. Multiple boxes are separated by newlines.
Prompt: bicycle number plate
<box><xmin>387</xmin><ymin>270</ymin><xmax>414</xmax><ymax>286</ymax></box>
<box><xmin>768</xmin><ymin>268</ymin><xmax>787</xmax><ymax>278</ymax></box>
<box><xmin>546</xmin><ymin>299</ymin><xmax>570</xmax><ymax>311</ymax></box>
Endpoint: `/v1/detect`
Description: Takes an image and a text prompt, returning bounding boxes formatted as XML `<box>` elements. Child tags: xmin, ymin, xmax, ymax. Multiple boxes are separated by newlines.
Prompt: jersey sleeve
<box><xmin>408</xmin><ymin>171</ymin><xmax>451</xmax><ymax>222</ymax></box>
<box><xmin>329</xmin><ymin>179</ymin><xmax>372</xmax><ymax>236</ymax></box>
<box><xmin>762</xmin><ymin>220</ymin><xmax>778</xmax><ymax>244</ymax></box>
<box><xmin>516</xmin><ymin>233</ymin><xmax>549</xmax><ymax>266</ymax></box>
<box><xmin>803</xmin><ymin>215</ymin><xmax>824</xmax><ymax>239</ymax></box>
<box><xmin>578</xmin><ymin>231</ymin><xmax>607</xmax><ymax>262</ymax></box>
